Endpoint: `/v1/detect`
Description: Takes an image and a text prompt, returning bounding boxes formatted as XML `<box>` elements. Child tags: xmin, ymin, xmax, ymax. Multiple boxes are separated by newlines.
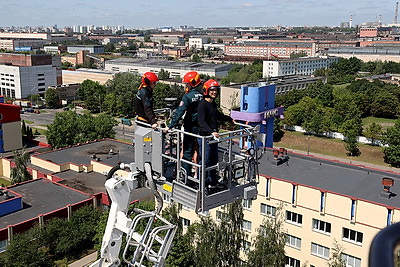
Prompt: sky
<box><xmin>0</xmin><ymin>0</ymin><xmax>397</xmax><ymax>29</ymax></box>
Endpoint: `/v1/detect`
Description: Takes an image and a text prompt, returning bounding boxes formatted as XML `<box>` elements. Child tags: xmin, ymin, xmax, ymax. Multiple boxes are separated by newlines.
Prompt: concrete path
<box><xmin>69</xmin><ymin>251</ymin><xmax>98</xmax><ymax>267</ymax></box>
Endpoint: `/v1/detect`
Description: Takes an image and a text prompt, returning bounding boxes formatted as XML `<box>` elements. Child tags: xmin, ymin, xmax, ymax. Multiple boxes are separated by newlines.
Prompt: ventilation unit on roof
<box><xmin>380</xmin><ymin>177</ymin><xmax>395</xmax><ymax>199</ymax></box>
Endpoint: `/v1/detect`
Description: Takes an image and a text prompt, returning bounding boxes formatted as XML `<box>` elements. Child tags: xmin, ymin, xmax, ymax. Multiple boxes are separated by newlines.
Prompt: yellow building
<box><xmin>172</xmin><ymin>151</ymin><xmax>400</xmax><ymax>267</ymax></box>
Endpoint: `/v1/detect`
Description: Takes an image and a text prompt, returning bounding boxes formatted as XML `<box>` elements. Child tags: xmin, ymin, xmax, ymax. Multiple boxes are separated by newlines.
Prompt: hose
<box><xmin>144</xmin><ymin>162</ymin><xmax>163</xmax><ymax>215</ymax></box>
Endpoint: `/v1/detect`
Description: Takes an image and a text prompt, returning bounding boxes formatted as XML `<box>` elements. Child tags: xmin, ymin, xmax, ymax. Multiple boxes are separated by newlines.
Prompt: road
<box><xmin>20</xmin><ymin>108</ymin><xmax>135</xmax><ymax>143</ymax></box>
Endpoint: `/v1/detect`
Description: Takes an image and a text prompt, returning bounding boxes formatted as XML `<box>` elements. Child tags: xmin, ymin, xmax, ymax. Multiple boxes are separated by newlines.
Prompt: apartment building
<box><xmin>174</xmin><ymin>150</ymin><xmax>400</xmax><ymax>267</ymax></box>
<box><xmin>263</xmin><ymin>56</ymin><xmax>340</xmax><ymax>77</ymax></box>
<box><xmin>224</xmin><ymin>41</ymin><xmax>316</xmax><ymax>59</ymax></box>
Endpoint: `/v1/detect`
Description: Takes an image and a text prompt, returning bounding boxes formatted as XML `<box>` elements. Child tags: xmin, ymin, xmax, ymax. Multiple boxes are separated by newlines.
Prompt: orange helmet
<box><xmin>141</xmin><ymin>72</ymin><xmax>159</xmax><ymax>86</ymax></box>
<box><xmin>203</xmin><ymin>79</ymin><xmax>220</xmax><ymax>96</ymax></box>
<box><xmin>182</xmin><ymin>71</ymin><xmax>201</xmax><ymax>87</ymax></box>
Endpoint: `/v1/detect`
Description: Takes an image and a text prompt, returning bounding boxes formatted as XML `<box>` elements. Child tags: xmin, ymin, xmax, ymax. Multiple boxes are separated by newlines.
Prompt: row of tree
<box><xmin>45</xmin><ymin>111</ymin><xmax>116</xmax><ymax>149</ymax></box>
<box><xmin>0</xmin><ymin>206</ymin><xmax>100</xmax><ymax>266</ymax></box>
<box><xmin>1</xmin><ymin>199</ymin><xmax>349</xmax><ymax>266</ymax></box>
<box><xmin>277</xmin><ymin>57</ymin><xmax>400</xmax><ymax>163</ymax></box>
<box><xmin>77</xmin><ymin>72</ymin><xmax>185</xmax><ymax>117</ymax></box>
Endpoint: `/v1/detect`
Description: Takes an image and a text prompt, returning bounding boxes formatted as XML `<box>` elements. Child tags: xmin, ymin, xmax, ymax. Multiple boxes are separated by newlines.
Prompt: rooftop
<box><xmin>34</xmin><ymin>139</ymin><xmax>134</xmax><ymax>166</ymax></box>
<box><xmin>105</xmin><ymin>58</ymin><xmax>232</xmax><ymax>71</ymax></box>
<box><xmin>259</xmin><ymin>150</ymin><xmax>400</xmax><ymax>208</ymax></box>
<box><xmin>0</xmin><ymin>179</ymin><xmax>90</xmax><ymax>229</ymax></box>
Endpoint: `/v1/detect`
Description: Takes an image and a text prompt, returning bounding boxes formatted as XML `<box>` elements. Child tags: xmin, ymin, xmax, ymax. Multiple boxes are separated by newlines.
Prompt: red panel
<box><xmin>0</xmin><ymin>104</ymin><xmax>21</xmax><ymax>123</ymax></box>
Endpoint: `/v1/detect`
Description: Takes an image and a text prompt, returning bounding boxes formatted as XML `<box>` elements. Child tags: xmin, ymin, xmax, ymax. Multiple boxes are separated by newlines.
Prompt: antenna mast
<box><xmin>394</xmin><ymin>1</ymin><xmax>399</xmax><ymax>24</ymax></box>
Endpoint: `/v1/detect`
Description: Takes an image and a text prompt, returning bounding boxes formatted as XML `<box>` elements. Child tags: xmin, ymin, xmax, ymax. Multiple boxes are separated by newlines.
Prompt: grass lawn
<box><xmin>23</xmin><ymin>120</ymin><xmax>34</xmax><ymax>124</ymax></box>
<box><xmin>0</xmin><ymin>177</ymin><xmax>11</xmax><ymax>187</ymax></box>
<box><xmin>31</xmin><ymin>127</ymin><xmax>47</xmax><ymax>135</ymax></box>
<box><xmin>275</xmin><ymin>130</ymin><xmax>389</xmax><ymax>167</ymax></box>
<box><xmin>362</xmin><ymin>116</ymin><xmax>397</xmax><ymax>131</ymax></box>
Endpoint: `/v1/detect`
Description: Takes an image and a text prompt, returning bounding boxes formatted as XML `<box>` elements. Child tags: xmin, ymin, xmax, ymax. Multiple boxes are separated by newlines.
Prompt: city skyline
<box><xmin>0</xmin><ymin>0</ymin><xmax>397</xmax><ymax>29</ymax></box>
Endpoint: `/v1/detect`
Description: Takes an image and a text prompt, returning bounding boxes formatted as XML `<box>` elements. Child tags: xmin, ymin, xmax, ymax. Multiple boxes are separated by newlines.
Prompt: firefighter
<box><xmin>166</xmin><ymin>71</ymin><xmax>203</xmax><ymax>177</ymax></box>
<box><xmin>135</xmin><ymin>72</ymin><xmax>159</xmax><ymax>128</ymax></box>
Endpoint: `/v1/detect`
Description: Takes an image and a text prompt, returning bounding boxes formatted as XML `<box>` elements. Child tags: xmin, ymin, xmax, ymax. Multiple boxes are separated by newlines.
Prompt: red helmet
<box><xmin>141</xmin><ymin>72</ymin><xmax>159</xmax><ymax>86</ymax></box>
<box><xmin>182</xmin><ymin>71</ymin><xmax>201</xmax><ymax>87</ymax></box>
<box><xmin>203</xmin><ymin>79</ymin><xmax>220</xmax><ymax>96</ymax></box>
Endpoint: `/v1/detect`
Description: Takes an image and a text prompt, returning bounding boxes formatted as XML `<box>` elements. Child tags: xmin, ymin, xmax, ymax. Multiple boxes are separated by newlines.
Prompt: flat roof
<box><xmin>0</xmin><ymin>179</ymin><xmax>90</xmax><ymax>229</ymax></box>
<box><xmin>55</xmin><ymin>170</ymin><xmax>108</xmax><ymax>194</ymax></box>
<box><xmin>259</xmin><ymin>150</ymin><xmax>400</xmax><ymax>208</ymax></box>
<box><xmin>105</xmin><ymin>58</ymin><xmax>232</xmax><ymax>72</ymax></box>
<box><xmin>35</xmin><ymin>139</ymin><xmax>134</xmax><ymax>167</ymax></box>
<box><xmin>55</xmin><ymin>169</ymin><xmax>154</xmax><ymax>202</ymax></box>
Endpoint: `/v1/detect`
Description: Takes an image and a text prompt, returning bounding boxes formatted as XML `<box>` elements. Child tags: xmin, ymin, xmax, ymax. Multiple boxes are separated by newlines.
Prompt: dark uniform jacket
<box><xmin>135</xmin><ymin>86</ymin><xmax>156</xmax><ymax>125</ymax></box>
<box><xmin>198</xmin><ymin>99</ymin><xmax>233</xmax><ymax>136</ymax></box>
<box><xmin>168</xmin><ymin>84</ymin><xmax>203</xmax><ymax>131</ymax></box>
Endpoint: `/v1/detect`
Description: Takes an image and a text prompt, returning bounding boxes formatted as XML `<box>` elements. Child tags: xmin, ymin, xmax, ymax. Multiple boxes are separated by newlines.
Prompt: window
<box><xmin>286</xmin><ymin>211</ymin><xmax>302</xmax><ymax>225</ymax></box>
<box><xmin>285</xmin><ymin>256</ymin><xmax>300</xmax><ymax>267</ymax></box>
<box><xmin>341</xmin><ymin>253</ymin><xmax>361</xmax><ymax>267</ymax></box>
<box><xmin>260</xmin><ymin>203</ymin><xmax>276</xmax><ymax>217</ymax></box>
<box><xmin>242</xmin><ymin>240</ymin><xmax>251</xmax><ymax>252</ymax></box>
<box><xmin>312</xmin><ymin>219</ymin><xmax>331</xmax><ymax>234</ymax></box>
<box><xmin>350</xmin><ymin>199</ymin><xmax>357</xmax><ymax>221</ymax></box>
<box><xmin>387</xmin><ymin>209</ymin><xmax>392</xmax><ymax>226</ymax></box>
<box><xmin>343</xmin><ymin>228</ymin><xmax>363</xmax><ymax>244</ymax></box>
<box><xmin>38</xmin><ymin>82</ymin><xmax>45</xmax><ymax>86</ymax></box>
<box><xmin>311</xmin><ymin>242</ymin><xmax>330</xmax><ymax>259</ymax></box>
<box><xmin>320</xmin><ymin>191</ymin><xmax>325</xmax><ymax>212</ymax></box>
<box><xmin>181</xmin><ymin>217</ymin><xmax>190</xmax><ymax>228</ymax></box>
<box><xmin>242</xmin><ymin>219</ymin><xmax>252</xmax><ymax>232</ymax></box>
<box><xmin>286</xmin><ymin>234</ymin><xmax>301</xmax><ymax>249</ymax></box>
<box><xmin>242</xmin><ymin>199</ymin><xmax>252</xmax><ymax>210</ymax></box>
<box><xmin>291</xmin><ymin>184</ymin><xmax>297</xmax><ymax>205</ymax></box>
<box><xmin>265</xmin><ymin>178</ymin><xmax>270</xmax><ymax>197</ymax></box>
<box><xmin>0</xmin><ymin>239</ymin><xmax>8</xmax><ymax>253</ymax></box>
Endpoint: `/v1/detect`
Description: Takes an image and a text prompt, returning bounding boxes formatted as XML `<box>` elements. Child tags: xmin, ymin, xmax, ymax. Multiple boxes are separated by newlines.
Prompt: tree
<box><xmin>3</xmin><ymin>227</ymin><xmax>52</xmax><ymax>267</ymax></box>
<box><xmin>77</xmin><ymin>80</ymin><xmax>106</xmax><ymax>113</ymax></box>
<box><xmin>45</xmin><ymin>87</ymin><xmax>60</xmax><ymax>109</ymax></box>
<box><xmin>327</xmin><ymin>240</ymin><xmax>346</xmax><ymax>267</ymax></box>
<box><xmin>21</xmin><ymin>120</ymin><xmax>27</xmax><ymax>136</ymax></box>
<box><xmin>104</xmin><ymin>72</ymin><xmax>141</xmax><ymax>117</ymax></box>
<box><xmin>191</xmin><ymin>53</ymin><xmax>201</xmax><ymax>62</ymax></box>
<box><xmin>191</xmin><ymin>201</ymin><xmax>245</xmax><ymax>267</ymax></box>
<box><xmin>383</xmin><ymin>119</ymin><xmax>400</xmax><ymax>167</ymax></box>
<box><xmin>246</xmin><ymin>204</ymin><xmax>286</xmax><ymax>267</ymax></box>
<box><xmin>342</xmin><ymin>118</ymin><xmax>361</xmax><ymax>156</ymax></box>
<box><xmin>364</xmin><ymin>122</ymin><xmax>383</xmax><ymax>145</ymax></box>
<box><xmin>61</xmin><ymin>61</ymin><xmax>73</xmax><ymax>70</ymax></box>
<box><xmin>158</xmin><ymin>68</ymin><xmax>170</xmax><ymax>79</ymax></box>
<box><xmin>10</xmin><ymin>147</ymin><xmax>32</xmax><ymax>184</ymax></box>
<box><xmin>370</xmin><ymin>91</ymin><xmax>399</xmax><ymax>118</ymax></box>
<box><xmin>46</xmin><ymin>111</ymin><xmax>116</xmax><ymax>149</ymax></box>
<box><xmin>290</xmin><ymin>51</ymin><xmax>308</xmax><ymax>59</ymax></box>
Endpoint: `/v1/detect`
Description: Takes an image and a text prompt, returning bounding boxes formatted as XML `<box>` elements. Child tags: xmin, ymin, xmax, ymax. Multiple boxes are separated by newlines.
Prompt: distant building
<box><xmin>104</xmin><ymin>58</ymin><xmax>233</xmax><ymax>78</ymax></box>
<box><xmin>67</xmin><ymin>45</ymin><xmax>104</xmax><ymax>54</ymax></box>
<box><xmin>224</xmin><ymin>41</ymin><xmax>316</xmax><ymax>59</ymax></box>
<box><xmin>188</xmin><ymin>37</ymin><xmax>209</xmax><ymax>49</ymax></box>
<box><xmin>263</xmin><ymin>56</ymin><xmax>340</xmax><ymax>77</ymax></box>
<box><xmin>0</xmin><ymin>53</ymin><xmax>60</xmax><ymax>98</ymax></box>
<box><xmin>62</xmin><ymin>69</ymin><xmax>114</xmax><ymax>85</ymax></box>
<box><xmin>0</xmin><ymin>98</ymin><xmax>22</xmax><ymax>152</ymax></box>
